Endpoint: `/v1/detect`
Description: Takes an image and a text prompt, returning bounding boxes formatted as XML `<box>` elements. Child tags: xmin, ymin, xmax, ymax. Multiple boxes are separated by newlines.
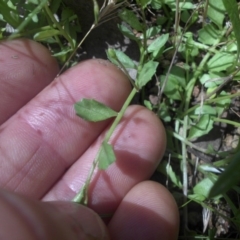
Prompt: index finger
<box><xmin>0</xmin><ymin>40</ymin><xmax>131</xmax><ymax>198</ymax></box>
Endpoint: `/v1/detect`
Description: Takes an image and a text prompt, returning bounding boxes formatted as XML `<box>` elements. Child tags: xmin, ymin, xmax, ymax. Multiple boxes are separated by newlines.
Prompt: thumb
<box><xmin>0</xmin><ymin>189</ymin><xmax>109</xmax><ymax>240</ymax></box>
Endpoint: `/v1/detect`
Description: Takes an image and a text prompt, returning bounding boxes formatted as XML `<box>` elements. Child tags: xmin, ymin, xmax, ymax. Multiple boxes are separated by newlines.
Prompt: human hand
<box><xmin>0</xmin><ymin>39</ymin><xmax>179</xmax><ymax>239</ymax></box>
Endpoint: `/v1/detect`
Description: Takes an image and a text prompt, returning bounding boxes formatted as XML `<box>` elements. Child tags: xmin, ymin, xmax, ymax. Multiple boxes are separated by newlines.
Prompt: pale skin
<box><xmin>0</xmin><ymin>39</ymin><xmax>179</xmax><ymax>239</ymax></box>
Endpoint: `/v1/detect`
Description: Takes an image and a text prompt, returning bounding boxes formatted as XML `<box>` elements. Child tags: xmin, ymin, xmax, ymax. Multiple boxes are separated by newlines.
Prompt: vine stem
<box><xmin>72</xmin><ymin>0</ymin><xmax>145</xmax><ymax>206</ymax></box>
<box><xmin>72</xmin><ymin>87</ymin><xmax>137</xmax><ymax>204</ymax></box>
<box><xmin>44</xmin><ymin>4</ymin><xmax>74</xmax><ymax>49</ymax></box>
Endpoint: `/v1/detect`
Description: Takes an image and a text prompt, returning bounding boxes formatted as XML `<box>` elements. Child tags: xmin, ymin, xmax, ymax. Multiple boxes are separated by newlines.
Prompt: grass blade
<box><xmin>223</xmin><ymin>0</ymin><xmax>240</xmax><ymax>59</ymax></box>
<box><xmin>209</xmin><ymin>149</ymin><xmax>240</xmax><ymax>198</ymax></box>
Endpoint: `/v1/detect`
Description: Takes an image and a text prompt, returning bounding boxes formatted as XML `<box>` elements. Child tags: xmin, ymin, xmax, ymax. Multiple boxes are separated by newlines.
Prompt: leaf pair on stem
<box><xmin>72</xmin><ymin>0</ymin><xmax>159</xmax><ymax>205</ymax></box>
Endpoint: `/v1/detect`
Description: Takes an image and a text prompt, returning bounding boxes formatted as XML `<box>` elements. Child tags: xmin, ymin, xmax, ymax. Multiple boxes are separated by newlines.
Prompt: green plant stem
<box><xmin>167</xmin><ymin>130</ymin><xmax>214</xmax><ymax>154</ymax></box>
<box><xmin>73</xmin><ymin>87</ymin><xmax>137</xmax><ymax>204</ymax></box>
<box><xmin>181</xmin><ymin>38</ymin><xmax>219</xmax><ymax>53</ymax></box>
<box><xmin>57</xmin><ymin>23</ymin><xmax>95</xmax><ymax>76</ymax></box>
<box><xmin>105</xmin><ymin>88</ymin><xmax>138</xmax><ymax>141</ymax></box>
<box><xmin>8</xmin><ymin>0</ymin><xmax>48</xmax><ymax>40</ymax></box>
<box><xmin>138</xmin><ymin>8</ymin><xmax>147</xmax><ymax>70</ymax></box>
<box><xmin>174</xmin><ymin>0</ymin><xmax>180</xmax><ymax>45</ymax></box>
<box><xmin>158</xmin><ymin>6</ymin><xmax>200</xmax><ymax>105</ymax></box>
<box><xmin>7</xmin><ymin>25</ymin><xmax>55</xmax><ymax>39</ymax></box>
<box><xmin>44</xmin><ymin>4</ymin><xmax>74</xmax><ymax>49</ymax></box>
<box><xmin>183</xmin><ymin>91</ymin><xmax>240</xmax><ymax>116</ymax></box>
<box><xmin>213</xmin><ymin>117</ymin><xmax>240</xmax><ymax>127</ymax></box>
<box><xmin>181</xmin><ymin>27</ymin><xmax>227</xmax><ymax>230</ymax></box>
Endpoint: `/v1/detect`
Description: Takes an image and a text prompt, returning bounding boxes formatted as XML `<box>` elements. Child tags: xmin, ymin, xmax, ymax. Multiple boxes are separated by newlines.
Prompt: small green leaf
<box><xmin>194</xmin><ymin>178</ymin><xmax>215</xmax><ymax>197</ymax></box>
<box><xmin>215</xmin><ymin>91</ymin><xmax>231</xmax><ymax>116</ymax></box>
<box><xmin>158</xmin><ymin>102</ymin><xmax>171</xmax><ymax>122</ymax></box>
<box><xmin>159</xmin><ymin>161</ymin><xmax>183</xmax><ymax>188</ymax></box>
<box><xmin>192</xmin><ymin>177</ymin><xmax>216</xmax><ymax>201</ymax></box>
<box><xmin>160</xmin><ymin>75</ymin><xmax>182</xmax><ymax>100</ymax></box>
<box><xmin>151</xmin><ymin>0</ymin><xmax>162</xmax><ymax>9</ymax></box>
<box><xmin>92</xmin><ymin>0</ymin><xmax>99</xmax><ymax>24</ymax></box>
<box><xmin>49</xmin><ymin>0</ymin><xmax>61</xmax><ymax>13</ymax></box>
<box><xmin>198</xmin><ymin>24</ymin><xmax>221</xmax><ymax>45</ymax></box>
<box><xmin>147</xmin><ymin>33</ymin><xmax>169</xmax><ymax>57</ymax></box>
<box><xmin>179</xmin><ymin>2</ymin><xmax>194</xmax><ymax>10</ymax></box>
<box><xmin>0</xmin><ymin>1</ymin><xmax>19</xmax><ymax>28</ymax></box>
<box><xmin>118</xmin><ymin>23</ymin><xmax>139</xmax><ymax>42</ymax></box>
<box><xmin>199</xmin><ymin>72</ymin><xmax>225</xmax><ymax>88</ymax></box>
<box><xmin>61</xmin><ymin>7</ymin><xmax>75</xmax><ymax>22</ymax></box>
<box><xmin>160</xmin><ymin>66</ymin><xmax>186</xmax><ymax>100</ymax></box>
<box><xmin>188</xmin><ymin>115</ymin><xmax>214</xmax><ymax>140</ymax></box>
<box><xmin>137</xmin><ymin>61</ymin><xmax>158</xmax><ymax>88</ymax></box>
<box><xmin>137</xmin><ymin>0</ymin><xmax>151</xmax><ymax>9</ymax></box>
<box><xmin>33</xmin><ymin>29</ymin><xmax>60</xmax><ymax>41</ymax></box>
<box><xmin>32</xmin><ymin>14</ymin><xmax>38</xmax><ymax>23</ymax></box>
<box><xmin>98</xmin><ymin>141</ymin><xmax>116</xmax><ymax>169</ymax></box>
<box><xmin>144</xmin><ymin>26</ymin><xmax>161</xmax><ymax>39</ymax></box>
<box><xmin>207</xmin><ymin>52</ymin><xmax>235</xmax><ymax>72</ymax></box>
<box><xmin>144</xmin><ymin>100</ymin><xmax>152</xmax><ymax>110</ymax></box>
<box><xmin>74</xmin><ymin>99</ymin><xmax>118</xmax><ymax>122</ymax></box>
<box><xmin>119</xmin><ymin>9</ymin><xmax>143</xmax><ymax>31</ymax></box>
<box><xmin>179</xmin><ymin>32</ymin><xmax>199</xmax><ymax>57</ymax></box>
<box><xmin>188</xmin><ymin>193</ymin><xmax>206</xmax><ymax>202</ymax></box>
<box><xmin>194</xmin><ymin>105</ymin><xmax>217</xmax><ymax>116</ymax></box>
<box><xmin>106</xmin><ymin>48</ymin><xmax>136</xmax><ymax>69</ymax></box>
<box><xmin>207</xmin><ymin>0</ymin><xmax>225</xmax><ymax>28</ymax></box>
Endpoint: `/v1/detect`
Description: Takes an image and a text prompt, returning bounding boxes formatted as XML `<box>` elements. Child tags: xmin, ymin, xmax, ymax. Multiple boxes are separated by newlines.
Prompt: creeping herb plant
<box><xmin>2</xmin><ymin>0</ymin><xmax>240</xmax><ymax>238</ymax></box>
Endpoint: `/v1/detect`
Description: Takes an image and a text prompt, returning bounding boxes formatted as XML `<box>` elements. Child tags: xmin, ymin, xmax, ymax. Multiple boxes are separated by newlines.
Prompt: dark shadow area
<box><xmin>64</xmin><ymin>0</ymin><xmax>140</xmax><ymax>61</ymax></box>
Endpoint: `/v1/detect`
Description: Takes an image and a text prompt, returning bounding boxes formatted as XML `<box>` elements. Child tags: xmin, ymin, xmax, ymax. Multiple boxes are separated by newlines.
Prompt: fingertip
<box><xmin>119</xmin><ymin>105</ymin><xmax>167</xmax><ymax>163</ymax></box>
<box><xmin>108</xmin><ymin>181</ymin><xmax>179</xmax><ymax>240</ymax></box>
<box><xmin>0</xmin><ymin>39</ymin><xmax>59</xmax><ymax>123</ymax></box>
<box><xmin>45</xmin><ymin>201</ymin><xmax>110</xmax><ymax>240</ymax></box>
<box><xmin>0</xmin><ymin>189</ymin><xmax>109</xmax><ymax>240</ymax></box>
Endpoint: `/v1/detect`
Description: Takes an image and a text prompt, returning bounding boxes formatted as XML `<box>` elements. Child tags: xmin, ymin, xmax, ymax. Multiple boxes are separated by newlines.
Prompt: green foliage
<box><xmin>147</xmin><ymin>33</ymin><xmax>169</xmax><ymax>58</ymax></box>
<box><xmin>145</xmin><ymin>26</ymin><xmax>161</xmax><ymax>39</ymax></box>
<box><xmin>33</xmin><ymin>28</ymin><xmax>60</xmax><ymax>41</ymax></box>
<box><xmin>198</xmin><ymin>24</ymin><xmax>222</xmax><ymax>45</ymax></box>
<box><xmin>106</xmin><ymin>48</ymin><xmax>136</xmax><ymax>69</ymax></box>
<box><xmin>0</xmin><ymin>0</ymin><xmax>20</xmax><ymax>28</ymax></box>
<box><xmin>209</xmin><ymin>147</ymin><xmax>240</xmax><ymax>198</ymax></box>
<box><xmin>188</xmin><ymin>115</ymin><xmax>214</xmax><ymax>140</ymax></box>
<box><xmin>0</xmin><ymin>0</ymin><xmax>81</xmax><ymax>63</ymax></box>
<box><xmin>207</xmin><ymin>0</ymin><xmax>225</xmax><ymax>28</ymax></box>
<box><xmin>223</xmin><ymin>0</ymin><xmax>240</xmax><ymax>59</ymax></box>
<box><xmin>207</xmin><ymin>52</ymin><xmax>236</xmax><ymax>72</ymax></box>
<box><xmin>160</xmin><ymin>66</ymin><xmax>186</xmax><ymax>100</ymax></box>
<box><xmin>158</xmin><ymin>161</ymin><xmax>183</xmax><ymax>188</ymax></box>
<box><xmin>74</xmin><ymin>99</ymin><xmax>118</xmax><ymax>122</ymax></box>
<box><xmin>189</xmin><ymin>176</ymin><xmax>217</xmax><ymax>202</ymax></box>
<box><xmin>98</xmin><ymin>141</ymin><xmax>116</xmax><ymax>169</ymax></box>
<box><xmin>137</xmin><ymin>60</ymin><xmax>159</xmax><ymax>88</ymax></box>
<box><xmin>136</xmin><ymin>0</ymin><xmax>151</xmax><ymax>9</ymax></box>
<box><xmin>119</xmin><ymin>9</ymin><xmax>143</xmax><ymax>31</ymax></box>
